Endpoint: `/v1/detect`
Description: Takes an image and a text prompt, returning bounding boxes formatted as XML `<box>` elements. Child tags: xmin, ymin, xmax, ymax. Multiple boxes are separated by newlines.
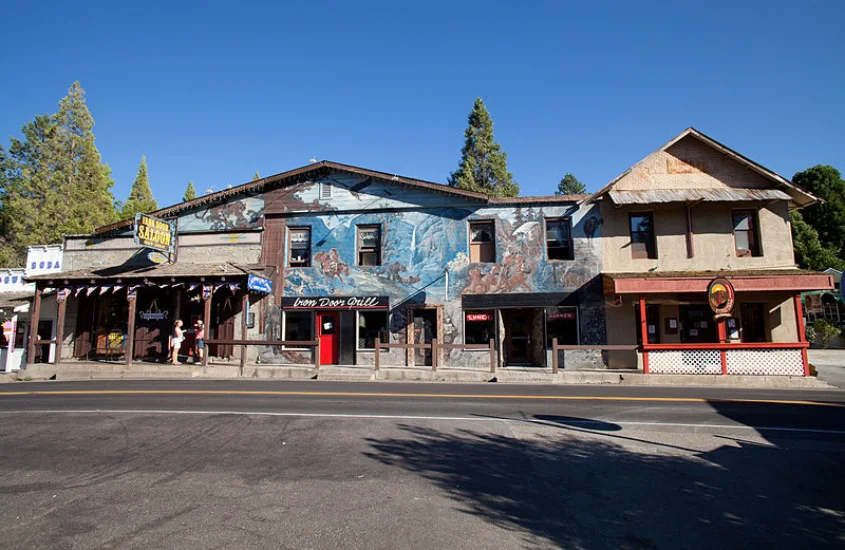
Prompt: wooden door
<box><xmin>212</xmin><ymin>294</ymin><xmax>239</xmax><ymax>358</ymax></box>
<box><xmin>412</xmin><ymin>309</ymin><xmax>436</xmax><ymax>366</ymax></box>
<box><xmin>505</xmin><ymin>310</ymin><xmax>531</xmax><ymax>364</ymax></box>
<box><xmin>73</xmin><ymin>296</ymin><xmax>95</xmax><ymax>358</ymax></box>
<box><xmin>740</xmin><ymin>303</ymin><xmax>766</xmax><ymax>342</ymax></box>
<box><xmin>317</xmin><ymin>311</ymin><xmax>339</xmax><ymax>365</ymax></box>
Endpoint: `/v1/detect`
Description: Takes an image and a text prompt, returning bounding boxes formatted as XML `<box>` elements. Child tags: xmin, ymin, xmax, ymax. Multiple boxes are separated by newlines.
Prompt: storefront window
<box><xmin>358</xmin><ymin>311</ymin><xmax>388</xmax><ymax>349</ymax></box>
<box><xmin>465</xmin><ymin>310</ymin><xmax>495</xmax><ymax>345</ymax></box>
<box><xmin>283</xmin><ymin>311</ymin><xmax>313</xmax><ymax>347</ymax></box>
<box><xmin>546</xmin><ymin>307</ymin><xmax>578</xmax><ymax>347</ymax></box>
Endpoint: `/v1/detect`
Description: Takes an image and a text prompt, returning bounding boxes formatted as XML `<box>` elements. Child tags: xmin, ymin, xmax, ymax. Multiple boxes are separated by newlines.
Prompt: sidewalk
<box><xmin>808</xmin><ymin>349</ymin><xmax>845</xmax><ymax>389</ymax></box>
<box><xmin>9</xmin><ymin>361</ymin><xmax>834</xmax><ymax>389</ymax></box>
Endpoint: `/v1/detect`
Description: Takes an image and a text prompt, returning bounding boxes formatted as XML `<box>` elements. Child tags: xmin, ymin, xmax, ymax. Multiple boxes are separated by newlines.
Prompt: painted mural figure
<box><xmin>314</xmin><ymin>248</ymin><xmax>349</xmax><ymax>282</ymax></box>
<box><xmin>264</xmin><ymin>296</ymin><xmax>282</xmax><ymax>353</ymax></box>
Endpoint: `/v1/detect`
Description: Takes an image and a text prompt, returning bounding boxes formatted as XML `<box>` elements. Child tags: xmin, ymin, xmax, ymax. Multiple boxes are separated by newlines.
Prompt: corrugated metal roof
<box><xmin>0</xmin><ymin>291</ymin><xmax>34</xmax><ymax>308</ymax></box>
<box><xmin>608</xmin><ymin>188</ymin><xmax>791</xmax><ymax>205</ymax></box>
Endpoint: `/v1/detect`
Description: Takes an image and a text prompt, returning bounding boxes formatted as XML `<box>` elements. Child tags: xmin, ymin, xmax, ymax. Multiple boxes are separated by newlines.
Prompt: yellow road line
<box><xmin>0</xmin><ymin>389</ymin><xmax>842</xmax><ymax>407</ymax></box>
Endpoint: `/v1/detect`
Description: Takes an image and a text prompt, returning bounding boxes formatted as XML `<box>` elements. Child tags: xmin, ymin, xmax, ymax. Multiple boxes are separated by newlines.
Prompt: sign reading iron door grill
<box><xmin>134</xmin><ymin>213</ymin><xmax>175</xmax><ymax>253</ymax></box>
<box><xmin>282</xmin><ymin>296</ymin><xmax>389</xmax><ymax>309</ymax></box>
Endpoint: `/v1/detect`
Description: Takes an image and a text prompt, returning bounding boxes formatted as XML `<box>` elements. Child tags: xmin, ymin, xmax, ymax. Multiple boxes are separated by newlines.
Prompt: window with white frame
<box><xmin>545</xmin><ymin>307</ymin><xmax>578</xmax><ymax>347</ymax></box>
<box><xmin>357</xmin><ymin>311</ymin><xmax>389</xmax><ymax>349</ymax></box>
<box><xmin>357</xmin><ymin>225</ymin><xmax>382</xmax><ymax>266</ymax></box>
<box><xmin>288</xmin><ymin>227</ymin><xmax>311</xmax><ymax>267</ymax></box>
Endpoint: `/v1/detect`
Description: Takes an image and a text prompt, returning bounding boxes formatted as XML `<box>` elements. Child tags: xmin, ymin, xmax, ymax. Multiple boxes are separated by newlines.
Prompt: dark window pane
<box><xmin>465</xmin><ymin>311</ymin><xmax>495</xmax><ymax>345</ymax></box>
<box><xmin>546</xmin><ymin>307</ymin><xmax>578</xmax><ymax>346</ymax></box>
<box><xmin>284</xmin><ymin>312</ymin><xmax>312</xmax><ymax>342</ymax></box>
<box><xmin>358</xmin><ymin>311</ymin><xmax>388</xmax><ymax>349</ymax></box>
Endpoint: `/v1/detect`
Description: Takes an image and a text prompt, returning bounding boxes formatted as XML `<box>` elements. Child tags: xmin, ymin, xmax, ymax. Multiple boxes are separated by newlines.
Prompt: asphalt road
<box><xmin>0</xmin><ymin>380</ymin><xmax>843</xmax><ymax>549</ymax></box>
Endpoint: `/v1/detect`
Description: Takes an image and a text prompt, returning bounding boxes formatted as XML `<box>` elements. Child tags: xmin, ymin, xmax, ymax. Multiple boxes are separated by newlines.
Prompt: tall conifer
<box><xmin>121</xmin><ymin>156</ymin><xmax>158</xmax><ymax>218</ymax></box>
<box><xmin>448</xmin><ymin>98</ymin><xmax>518</xmax><ymax>197</ymax></box>
<box><xmin>183</xmin><ymin>181</ymin><xmax>197</xmax><ymax>201</ymax></box>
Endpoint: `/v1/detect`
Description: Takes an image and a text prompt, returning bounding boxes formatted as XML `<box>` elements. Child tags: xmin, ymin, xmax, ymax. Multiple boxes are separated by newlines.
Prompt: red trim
<box><xmin>614</xmin><ymin>274</ymin><xmax>833</xmax><ymax>294</ymax></box>
<box><xmin>794</xmin><ymin>294</ymin><xmax>810</xmax><ymax>376</ymax></box>
<box><xmin>643</xmin><ymin>342</ymin><xmax>809</xmax><ymax>351</ymax></box>
<box><xmin>639</xmin><ymin>296</ymin><xmax>649</xmax><ymax>374</ymax></box>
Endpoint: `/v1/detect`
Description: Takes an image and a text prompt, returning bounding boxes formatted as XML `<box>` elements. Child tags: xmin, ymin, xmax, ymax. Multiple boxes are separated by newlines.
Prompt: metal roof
<box><xmin>608</xmin><ymin>188</ymin><xmax>792</xmax><ymax>205</ymax></box>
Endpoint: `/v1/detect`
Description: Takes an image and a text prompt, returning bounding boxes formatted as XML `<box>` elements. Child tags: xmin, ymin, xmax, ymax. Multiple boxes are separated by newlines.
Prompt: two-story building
<box><xmin>26</xmin><ymin>162</ymin><xmax>605</xmax><ymax>370</ymax></box>
<box><xmin>593</xmin><ymin>128</ymin><xmax>832</xmax><ymax>374</ymax></box>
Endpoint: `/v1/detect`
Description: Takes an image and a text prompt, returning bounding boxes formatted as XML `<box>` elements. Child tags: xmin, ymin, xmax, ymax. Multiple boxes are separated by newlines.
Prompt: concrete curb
<box><xmin>7</xmin><ymin>363</ymin><xmax>837</xmax><ymax>389</ymax></box>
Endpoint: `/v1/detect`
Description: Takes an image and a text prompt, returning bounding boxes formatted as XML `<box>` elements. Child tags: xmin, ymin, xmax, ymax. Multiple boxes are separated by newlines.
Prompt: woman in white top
<box><xmin>171</xmin><ymin>320</ymin><xmax>184</xmax><ymax>365</ymax></box>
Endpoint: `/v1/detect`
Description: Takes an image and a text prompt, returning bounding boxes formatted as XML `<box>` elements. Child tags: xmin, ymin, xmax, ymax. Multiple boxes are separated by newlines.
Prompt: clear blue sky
<box><xmin>2</xmin><ymin>1</ymin><xmax>843</xmax><ymax>208</ymax></box>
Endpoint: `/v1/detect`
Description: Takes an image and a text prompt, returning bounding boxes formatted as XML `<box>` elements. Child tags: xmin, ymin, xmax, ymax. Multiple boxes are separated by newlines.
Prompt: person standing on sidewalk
<box><xmin>194</xmin><ymin>320</ymin><xmax>205</xmax><ymax>364</ymax></box>
<box><xmin>170</xmin><ymin>320</ymin><xmax>184</xmax><ymax>365</ymax></box>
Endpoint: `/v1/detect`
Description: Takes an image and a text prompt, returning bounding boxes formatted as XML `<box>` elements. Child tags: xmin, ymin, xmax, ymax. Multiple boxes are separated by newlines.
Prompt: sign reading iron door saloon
<box><xmin>282</xmin><ymin>296</ymin><xmax>389</xmax><ymax>309</ymax></box>
<box><xmin>134</xmin><ymin>213</ymin><xmax>176</xmax><ymax>253</ymax></box>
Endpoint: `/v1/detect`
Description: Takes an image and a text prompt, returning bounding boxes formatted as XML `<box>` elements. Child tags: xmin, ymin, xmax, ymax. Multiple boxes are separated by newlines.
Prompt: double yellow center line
<box><xmin>0</xmin><ymin>389</ymin><xmax>842</xmax><ymax>407</ymax></box>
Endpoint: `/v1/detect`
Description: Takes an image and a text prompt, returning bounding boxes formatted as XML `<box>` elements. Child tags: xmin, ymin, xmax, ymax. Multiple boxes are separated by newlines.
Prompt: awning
<box><xmin>608</xmin><ymin>188</ymin><xmax>791</xmax><ymax>205</ymax></box>
<box><xmin>0</xmin><ymin>291</ymin><xmax>33</xmax><ymax>309</ymax></box>
<box><xmin>604</xmin><ymin>270</ymin><xmax>834</xmax><ymax>295</ymax></box>
<box><xmin>27</xmin><ymin>262</ymin><xmax>274</xmax><ymax>285</ymax></box>
<box><xmin>462</xmin><ymin>292</ymin><xmax>574</xmax><ymax>309</ymax></box>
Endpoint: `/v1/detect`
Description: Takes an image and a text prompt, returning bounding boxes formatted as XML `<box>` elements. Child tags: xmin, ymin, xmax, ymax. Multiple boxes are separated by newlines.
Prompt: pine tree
<box><xmin>183</xmin><ymin>181</ymin><xmax>197</xmax><ymax>201</ymax></box>
<box><xmin>252</xmin><ymin>171</ymin><xmax>261</xmax><ymax>181</ymax></box>
<box><xmin>791</xmin><ymin>211</ymin><xmax>844</xmax><ymax>271</ymax></box>
<box><xmin>121</xmin><ymin>156</ymin><xmax>158</xmax><ymax>219</ymax></box>
<box><xmin>448</xmin><ymin>98</ymin><xmax>518</xmax><ymax>197</ymax></box>
<box><xmin>555</xmin><ymin>173</ymin><xmax>586</xmax><ymax>195</ymax></box>
<box><xmin>54</xmin><ymin>82</ymin><xmax>117</xmax><ymax>234</ymax></box>
<box><xmin>0</xmin><ymin>82</ymin><xmax>117</xmax><ymax>265</ymax></box>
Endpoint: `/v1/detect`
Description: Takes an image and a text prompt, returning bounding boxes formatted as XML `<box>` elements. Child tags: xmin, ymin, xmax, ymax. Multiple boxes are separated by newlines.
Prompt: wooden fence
<box><xmin>374</xmin><ymin>338</ymin><xmax>497</xmax><ymax>372</ymax></box>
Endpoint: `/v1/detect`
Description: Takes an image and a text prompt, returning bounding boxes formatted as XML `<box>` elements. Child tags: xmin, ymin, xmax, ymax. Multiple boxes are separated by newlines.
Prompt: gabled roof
<box><xmin>582</xmin><ymin>127</ymin><xmax>818</xmax><ymax>209</ymax></box>
<box><xmin>94</xmin><ymin>160</ymin><xmax>491</xmax><ymax>235</ymax></box>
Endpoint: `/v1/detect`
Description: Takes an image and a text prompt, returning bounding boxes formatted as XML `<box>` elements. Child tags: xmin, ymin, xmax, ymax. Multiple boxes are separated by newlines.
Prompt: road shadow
<box><xmin>364</xmin><ymin>416</ymin><xmax>845</xmax><ymax>549</ymax></box>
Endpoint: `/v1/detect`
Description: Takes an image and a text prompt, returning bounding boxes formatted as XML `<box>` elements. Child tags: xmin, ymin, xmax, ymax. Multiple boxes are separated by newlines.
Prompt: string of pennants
<box><xmin>68</xmin><ymin>282</ymin><xmax>242</xmax><ymax>297</ymax></box>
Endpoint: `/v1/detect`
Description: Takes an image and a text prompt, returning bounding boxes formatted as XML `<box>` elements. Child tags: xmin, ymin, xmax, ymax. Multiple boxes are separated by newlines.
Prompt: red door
<box><xmin>317</xmin><ymin>312</ymin><xmax>339</xmax><ymax>365</ymax></box>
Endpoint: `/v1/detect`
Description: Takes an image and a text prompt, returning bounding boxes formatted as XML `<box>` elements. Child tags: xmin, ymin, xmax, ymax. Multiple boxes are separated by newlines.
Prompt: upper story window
<box><xmin>732</xmin><ymin>210</ymin><xmax>761</xmax><ymax>257</ymax></box>
<box><xmin>545</xmin><ymin>218</ymin><xmax>573</xmax><ymax>260</ymax></box>
<box><xmin>288</xmin><ymin>227</ymin><xmax>311</xmax><ymax>267</ymax></box>
<box><xmin>629</xmin><ymin>212</ymin><xmax>657</xmax><ymax>259</ymax></box>
<box><xmin>357</xmin><ymin>225</ymin><xmax>382</xmax><ymax>266</ymax></box>
<box><xmin>469</xmin><ymin>221</ymin><xmax>495</xmax><ymax>263</ymax></box>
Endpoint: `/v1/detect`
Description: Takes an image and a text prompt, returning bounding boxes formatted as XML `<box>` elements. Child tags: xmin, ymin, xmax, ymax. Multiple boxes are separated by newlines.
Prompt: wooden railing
<box><xmin>374</xmin><ymin>338</ymin><xmax>497</xmax><ymax>373</ymax></box>
<box><xmin>550</xmin><ymin>338</ymin><xmax>639</xmax><ymax>373</ymax></box>
<box><xmin>203</xmin><ymin>339</ymin><xmax>320</xmax><ymax>373</ymax></box>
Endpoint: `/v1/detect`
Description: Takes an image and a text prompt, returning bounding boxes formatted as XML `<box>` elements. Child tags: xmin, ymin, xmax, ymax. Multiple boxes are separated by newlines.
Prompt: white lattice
<box><xmin>725</xmin><ymin>349</ymin><xmax>804</xmax><ymax>376</ymax></box>
<box><xmin>648</xmin><ymin>350</ymin><xmax>722</xmax><ymax>374</ymax></box>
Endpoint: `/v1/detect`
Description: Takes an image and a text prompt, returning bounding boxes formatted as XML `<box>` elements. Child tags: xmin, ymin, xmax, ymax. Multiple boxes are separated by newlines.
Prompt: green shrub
<box><xmin>813</xmin><ymin>319</ymin><xmax>842</xmax><ymax>349</ymax></box>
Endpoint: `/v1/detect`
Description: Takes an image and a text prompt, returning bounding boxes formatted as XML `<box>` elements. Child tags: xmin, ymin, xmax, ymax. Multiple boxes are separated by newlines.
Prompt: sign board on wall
<box><xmin>466</xmin><ymin>313</ymin><xmax>492</xmax><ymax>322</ymax></box>
<box><xmin>281</xmin><ymin>296</ymin><xmax>389</xmax><ymax>309</ymax></box>
<box><xmin>134</xmin><ymin>213</ymin><xmax>175</xmax><ymax>253</ymax></box>
<box><xmin>247</xmin><ymin>274</ymin><xmax>273</xmax><ymax>294</ymax></box>
<box><xmin>25</xmin><ymin>246</ymin><xmax>63</xmax><ymax>277</ymax></box>
<box><xmin>707</xmin><ymin>277</ymin><xmax>736</xmax><ymax>319</ymax></box>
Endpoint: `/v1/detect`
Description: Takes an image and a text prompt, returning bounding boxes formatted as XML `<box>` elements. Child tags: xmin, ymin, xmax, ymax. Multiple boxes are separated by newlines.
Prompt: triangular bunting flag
<box><xmin>112</xmin><ymin>285</ymin><xmax>124</xmax><ymax>293</ymax></box>
<box><xmin>86</xmin><ymin>287</ymin><xmax>97</xmax><ymax>296</ymax></box>
<box><xmin>228</xmin><ymin>283</ymin><xmax>240</xmax><ymax>294</ymax></box>
<box><xmin>74</xmin><ymin>287</ymin><xmax>84</xmax><ymax>297</ymax></box>
<box><xmin>99</xmin><ymin>286</ymin><xmax>111</xmax><ymax>295</ymax></box>
<box><xmin>188</xmin><ymin>283</ymin><xmax>199</xmax><ymax>292</ymax></box>
<box><xmin>159</xmin><ymin>283</ymin><xmax>170</xmax><ymax>289</ymax></box>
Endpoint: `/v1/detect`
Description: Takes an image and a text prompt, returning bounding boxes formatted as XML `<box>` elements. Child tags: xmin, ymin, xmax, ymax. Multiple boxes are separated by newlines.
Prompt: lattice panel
<box><xmin>725</xmin><ymin>349</ymin><xmax>804</xmax><ymax>376</ymax></box>
<box><xmin>648</xmin><ymin>350</ymin><xmax>722</xmax><ymax>374</ymax></box>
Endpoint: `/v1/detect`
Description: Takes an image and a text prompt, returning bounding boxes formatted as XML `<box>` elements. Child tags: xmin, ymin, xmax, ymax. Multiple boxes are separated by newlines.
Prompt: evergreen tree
<box><xmin>183</xmin><ymin>180</ymin><xmax>197</xmax><ymax>201</ymax></box>
<box><xmin>555</xmin><ymin>173</ymin><xmax>586</xmax><ymax>195</ymax></box>
<box><xmin>793</xmin><ymin>165</ymin><xmax>845</xmax><ymax>259</ymax></box>
<box><xmin>448</xmin><ymin>98</ymin><xmax>518</xmax><ymax>197</ymax></box>
<box><xmin>791</xmin><ymin>211</ymin><xmax>844</xmax><ymax>271</ymax></box>
<box><xmin>0</xmin><ymin>82</ymin><xmax>116</xmax><ymax>265</ymax></box>
<box><xmin>252</xmin><ymin>170</ymin><xmax>261</xmax><ymax>181</ymax></box>
<box><xmin>121</xmin><ymin>156</ymin><xmax>158</xmax><ymax>219</ymax></box>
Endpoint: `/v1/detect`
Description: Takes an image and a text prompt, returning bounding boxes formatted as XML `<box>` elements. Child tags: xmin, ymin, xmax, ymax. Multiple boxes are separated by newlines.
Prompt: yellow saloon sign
<box><xmin>134</xmin><ymin>213</ymin><xmax>175</xmax><ymax>253</ymax></box>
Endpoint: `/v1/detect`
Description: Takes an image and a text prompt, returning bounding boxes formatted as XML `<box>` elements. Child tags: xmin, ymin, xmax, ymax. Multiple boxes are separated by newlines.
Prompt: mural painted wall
<box><xmin>263</xmin><ymin>173</ymin><xmax>606</xmax><ymax>367</ymax></box>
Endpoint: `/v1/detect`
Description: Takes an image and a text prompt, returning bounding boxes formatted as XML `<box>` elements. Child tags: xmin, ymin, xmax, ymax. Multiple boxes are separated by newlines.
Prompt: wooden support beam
<box><xmin>794</xmin><ymin>294</ymin><xmax>809</xmax><ymax>376</ymax></box>
<box><xmin>489</xmin><ymin>338</ymin><xmax>496</xmax><ymax>374</ymax></box>
<box><xmin>639</xmin><ymin>295</ymin><xmax>649</xmax><ymax>374</ymax></box>
<box><xmin>203</xmin><ymin>285</ymin><xmax>212</xmax><ymax>367</ymax></box>
<box><xmin>54</xmin><ymin>292</ymin><xmax>68</xmax><ymax>365</ymax></box>
<box><xmin>26</xmin><ymin>287</ymin><xmax>42</xmax><ymax>366</ymax></box>
<box><xmin>552</xmin><ymin>337</ymin><xmax>559</xmax><ymax>374</ymax></box>
<box><xmin>126</xmin><ymin>289</ymin><xmax>137</xmax><ymax>366</ymax></box>
<box><xmin>240</xmin><ymin>292</ymin><xmax>249</xmax><ymax>374</ymax></box>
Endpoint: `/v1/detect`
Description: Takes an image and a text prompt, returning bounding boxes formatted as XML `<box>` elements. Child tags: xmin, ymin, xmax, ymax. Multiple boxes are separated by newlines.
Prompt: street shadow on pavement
<box><xmin>364</xmin><ymin>414</ymin><xmax>845</xmax><ymax>549</ymax></box>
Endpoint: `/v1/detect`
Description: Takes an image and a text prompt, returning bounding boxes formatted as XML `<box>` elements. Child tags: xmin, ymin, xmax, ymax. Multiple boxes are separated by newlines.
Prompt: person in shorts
<box><xmin>171</xmin><ymin>320</ymin><xmax>184</xmax><ymax>364</ymax></box>
<box><xmin>194</xmin><ymin>319</ymin><xmax>205</xmax><ymax>363</ymax></box>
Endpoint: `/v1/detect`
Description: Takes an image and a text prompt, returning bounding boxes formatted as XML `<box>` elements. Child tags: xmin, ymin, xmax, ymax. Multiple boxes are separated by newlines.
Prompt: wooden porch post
<box><xmin>126</xmin><ymin>288</ymin><xmax>137</xmax><ymax>366</ymax></box>
<box><xmin>202</xmin><ymin>285</ymin><xmax>212</xmax><ymax>367</ymax></box>
<box><xmin>794</xmin><ymin>294</ymin><xmax>810</xmax><ymax>376</ymax></box>
<box><xmin>638</xmin><ymin>295</ymin><xmax>649</xmax><ymax>374</ymax></box>
<box><xmin>26</xmin><ymin>287</ymin><xmax>42</xmax><ymax>366</ymax></box>
<box><xmin>53</xmin><ymin>290</ymin><xmax>68</xmax><ymax>364</ymax></box>
<box><xmin>717</xmin><ymin>318</ymin><xmax>728</xmax><ymax>375</ymax></box>
<box><xmin>240</xmin><ymin>292</ymin><xmax>249</xmax><ymax>374</ymax></box>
